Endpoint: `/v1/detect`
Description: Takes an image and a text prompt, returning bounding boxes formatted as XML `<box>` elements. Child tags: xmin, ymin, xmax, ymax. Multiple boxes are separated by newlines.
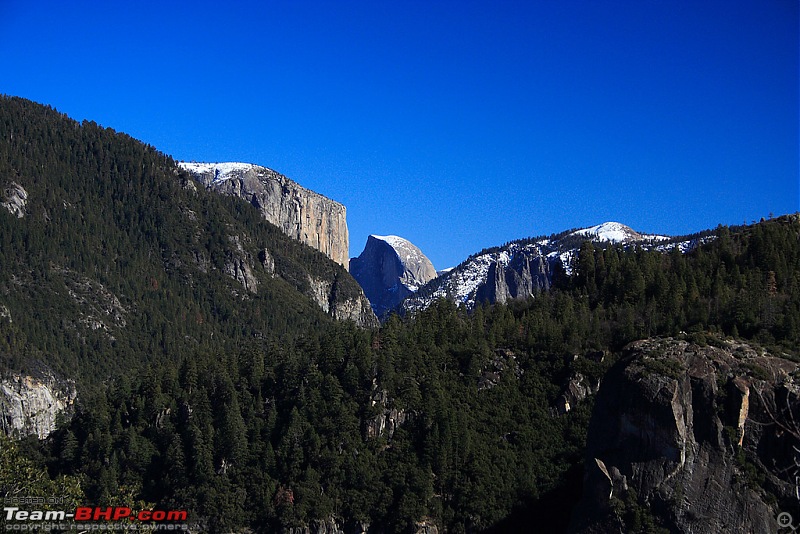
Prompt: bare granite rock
<box><xmin>2</xmin><ymin>182</ymin><xmax>28</xmax><ymax>218</ymax></box>
<box><xmin>571</xmin><ymin>337</ymin><xmax>800</xmax><ymax>533</ymax></box>
<box><xmin>0</xmin><ymin>372</ymin><xmax>76</xmax><ymax>439</ymax></box>
<box><xmin>350</xmin><ymin>235</ymin><xmax>437</xmax><ymax>318</ymax></box>
<box><xmin>179</xmin><ymin>162</ymin><xmax>349</xmax><ymax>269</ymax></box>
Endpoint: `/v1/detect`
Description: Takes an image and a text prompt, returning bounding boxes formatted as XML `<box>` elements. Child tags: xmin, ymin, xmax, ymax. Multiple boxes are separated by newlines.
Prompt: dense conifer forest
<box><xmin>1</xmin><ymin>97</ymin><xmax>798</xmax><ymax>532</ymax></box>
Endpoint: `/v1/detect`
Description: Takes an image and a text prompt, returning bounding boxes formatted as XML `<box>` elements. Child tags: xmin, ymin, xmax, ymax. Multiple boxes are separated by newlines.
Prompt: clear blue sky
<box><xmin>1</xmin><ymin>1</ymin><xmax>797</xmax><ymax>269</ymax></box>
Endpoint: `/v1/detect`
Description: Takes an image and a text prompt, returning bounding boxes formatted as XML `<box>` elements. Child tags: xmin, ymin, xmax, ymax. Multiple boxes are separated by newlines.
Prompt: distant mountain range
<box><xmin>170</xmin><ymin>164</ymin><xmax>709</xmax><ymax>323</ymax></box>
<box><xmin>349</xmin><ymin>221</ymin><xmax>711</xmax><ymax>319</ymax></box>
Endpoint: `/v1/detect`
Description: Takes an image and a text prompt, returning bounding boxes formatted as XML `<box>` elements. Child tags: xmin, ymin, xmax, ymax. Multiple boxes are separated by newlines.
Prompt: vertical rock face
<box><xmin>0</xmin><ymin>373</ymin><xmax>76</xmax><ymax>439</ymax></box>
<box><xmin>306</xmin><ymin>276</ymin><xmax>379</xmax><ymax>328</ymax></box>
<box><xmin>571</xmin><ymin>337</ymin><xmax>800</xmax><ymax>533</ymax></box>
<box><xmin>475</xmin><ymin>251</ymin><xmax>552</xmax><ymax>305</ymax></box>
<box><xmin>179</xmin><ymin>162</ymin><xmax>350</xmax><ymax>269</ymax></box>
<box><xmin>403</xmin><ymin>244</ymin><xmax>557</xmax><ymax>315</ymax></box>
<box><xmin>1</xmin><ymin>182</ymin><xmax>28</xmax><ymax>218</ymax></box>
<box><xmin>350</xmin><ymin>235</ymin><xmax>437</xmax><ymax>318</ymax></box>
<box><xmin>365</xmin><ymin>388</ymin><xmax>407</xmax><ymax>440</ymax></box>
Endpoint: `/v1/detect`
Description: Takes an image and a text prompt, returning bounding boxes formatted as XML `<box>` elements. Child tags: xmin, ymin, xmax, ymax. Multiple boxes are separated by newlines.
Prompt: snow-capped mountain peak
<box><xmin>370</xmin><ymin>235</ymin><xmax>433</xmax><ymax>273</ymax></box>
<box><xmin>570</xmin><ymin>222</ymin><xmax>669</xmax><ymax>244</ymax></box>
<box><xmin>396</xmin><ymin>222</ymin><xmax>705</xmax><ymax>317</ymax></box>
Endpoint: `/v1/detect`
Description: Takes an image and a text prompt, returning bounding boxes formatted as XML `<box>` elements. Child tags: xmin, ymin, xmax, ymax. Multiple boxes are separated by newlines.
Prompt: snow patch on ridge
<box><xmin>371</xmin><ymin>235</ymin><xmax>433</xmax><ymax>271</ymax></box>
<box><xmin>178</xmin><ymin>162</ymin><xmax>268</xmax><ymax>184</ymax></box>
<box><xmin>571</xmin><ymin>221</ymin><xmax>669</xmax><ymax>244</ymax></box>
<box><xmin>401</xmin><ymin>221</ymin><xmax>693</xmax><ymax>315</ymax></box>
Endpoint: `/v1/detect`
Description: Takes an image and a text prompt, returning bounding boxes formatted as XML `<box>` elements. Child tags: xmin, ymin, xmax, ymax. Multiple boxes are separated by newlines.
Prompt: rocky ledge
<box><xmin>0</xmin><ymin>372</ymin><xmax>77</xmax><ymax>439</ymax></box>
<box><xmin>571</xmin><ymin>336</ymin><xmax>800</xmax><ymax>533</ymax></box>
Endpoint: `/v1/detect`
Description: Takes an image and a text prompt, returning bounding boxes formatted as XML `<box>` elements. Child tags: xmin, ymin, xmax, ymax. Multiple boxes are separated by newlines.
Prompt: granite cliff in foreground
<box><xmin>571</xmin><ymin>336</ymin><xmax>800</xmax><ymax>533</ymax></box>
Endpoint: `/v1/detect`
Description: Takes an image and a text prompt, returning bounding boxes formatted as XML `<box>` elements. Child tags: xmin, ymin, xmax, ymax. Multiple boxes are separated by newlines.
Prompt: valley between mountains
<box><xmin>2</xmin><ymin>97</ymin><xmax>799</xmax><ymax>533</ymax></box>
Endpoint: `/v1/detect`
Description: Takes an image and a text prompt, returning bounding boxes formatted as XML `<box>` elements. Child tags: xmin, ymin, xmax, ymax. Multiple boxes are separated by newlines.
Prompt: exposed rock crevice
<box><xmin>0</xmin><ymin>373</ymin><xmax>76</xmax><ymax>439</ymax></box>
<box><xmin>571</xmin><ymin>337</ymin><xmax>800</xmax><ymax>533</ymax></box>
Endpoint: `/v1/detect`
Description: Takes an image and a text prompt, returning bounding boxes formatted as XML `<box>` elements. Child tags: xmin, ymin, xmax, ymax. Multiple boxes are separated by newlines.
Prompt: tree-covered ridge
<box><xmin>567</xmin><ymin>215</ymin><xmax>800</xmax><ymax>354</ymax></box>
<box><xmin>37</xmin><ymin>215</ymin><xmax>800</xmax><ymax>532</ymax></box>
<box><xmin>0</xmin><ymin>95</ymin><xmax>363</xmax><ymax>384</ymax></box>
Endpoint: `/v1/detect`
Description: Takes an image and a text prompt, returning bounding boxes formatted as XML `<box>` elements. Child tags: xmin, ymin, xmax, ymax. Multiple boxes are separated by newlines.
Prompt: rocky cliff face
<box><xmin>402</xmin><ymin>242</ymin><xmax>560</xmax><ymax>314</ymax></box>
<box><xmin>401</xmin><ymin>223</ymin><xmax>704</xmax><ymax>315</ymax></box>
<box><xmin>350</xmin><ymin>235</ymin><xmax>437</xmax><ymax>318</ymax></box>
<box><xmin>365</xmin><ymin>386</ymin><xmax>407</xmax><ymax>440</ymax></box>
<box><xmin>0</xmin><ymin>373</ymin><xmax>76</xmax><ymax>439</ymax></box>
<box><xmin>307</xmin><ymin>276</ymin><xmax>379</xmax><ymax>328</ymax></box>
<box><xmin>179</xmin><ymin>162</ymin><xmax>350</xmax><ymax>269</ymax></box>
<box><xmin>2</xmin><ymin>181</ymin><xmax>28</xmax><ymax>218</ymax></box>
<box><xmin>571</xmin><ymin>337</ymin><xmax>800</xmax><ymax>533</ymax></box>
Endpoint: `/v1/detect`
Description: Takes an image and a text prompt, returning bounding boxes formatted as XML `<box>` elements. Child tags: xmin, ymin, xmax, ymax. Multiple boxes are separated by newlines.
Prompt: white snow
<box><xmin>371</xmin><ymin>235</ymin><xmax>432</xmax><ymax>272</ymax></box>
<box><xmin>178</xmin><ymin>162</ymin><xmax>268</xmax><ymax>184</ymax></box>
<box><xmin>572</xmin><ymin>222</ymin><xmax>635</xmax><ymax>243</ymax></box>
<box><xmin>372</xmin><ymin>235</ymin><xmax>410</xmax><ymax>249</ymax></box>
<box><xmin>402</xmin><ymin>221</ymin><xmax>689</xmax><ymax>314</ymax></box>
<box><xmin>571</xmin><ymin>221</ymin><xmax>669</xmax><ymax>244</ymax></box>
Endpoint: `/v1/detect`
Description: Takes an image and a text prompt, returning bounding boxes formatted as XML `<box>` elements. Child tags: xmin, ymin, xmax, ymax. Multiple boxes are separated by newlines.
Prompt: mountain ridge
<box><xmin>395</xmin><ymin>221</ymin><xmax>709</xmax><ymax>316</ymax></box>
<box><xmin>0</xmin><ymin>95</ymin><xmax>377</xmax><ymax>388</ymax></box>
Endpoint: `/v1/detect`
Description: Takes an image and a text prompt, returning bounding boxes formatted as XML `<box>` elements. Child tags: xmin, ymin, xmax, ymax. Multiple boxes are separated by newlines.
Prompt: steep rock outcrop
<box><xmin>223</xmin><ymin>235</ymin><xmax>259</xmax><ymax>294</ymax></box>
<box><xmin>350</xmin><ymin>235</ymin><xmax>437</xmax><ymax>318</ymax></box>
<box><xmin>571</xmin><ymin>337</ymin><xmax>800</xmax><ymax>533</ymax></box>
<box><xmin>2</xmin><ymin>181</ymin><xmax>28</xmax><ymax>218</ymax></box>
<box><xmin>0</xmin><ymin>373</ymin><xmax>76</xmax><ymax>439</ymax></box>
<box><xmin>307</xmin><ymin>276</ymin><xmax>379</xmax><ymax>328</ymax></box>
<box><xmin>179</xmin><ymin>162</ymin><xmax>349</xmax><ymax>269</ymax></box>
<box><xmin>365</xmin><ymin>387</ymin><xmax>407</xmax><ymax>440</ymax></box>
<box><xmin>403</xmin><ymin>244</ymin><xmax>559</xmax><ymax>314</ymax></box>
<box><xmin>475</xmin><ymin>251</ymin><xmax>552</xmax><ymax>305</ymax></box>
<box><xmin>554</xmin><ymin>372</ymin><xmax>599</xmax><ymax>416</ymax></box>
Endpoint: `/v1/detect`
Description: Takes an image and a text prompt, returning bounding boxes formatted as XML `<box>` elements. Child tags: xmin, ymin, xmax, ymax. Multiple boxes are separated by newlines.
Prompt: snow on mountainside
<box><xmin>570</xmin><ymin>221</ymin><xmax>669</xmax><ymax>243</ymax></box>
<box><xmin>350</xmin><ymin>235</ymin><xmax>437</xmax><ymax>318</ymax></box>
<box><xmin>370</xmin><ymin>235</ymin><xmax>434</xmax><ymax>291</ymax></box>
<box><xmin>179</xmin><ymin>162</ymin><xmax>261</xmax><ymax>184</ymax></box>
<box><xmin>399</xmin><ymin>222</ymin><xmax>708</xmax><ymax>316</ymax></box>
<box><xmin>402</xmin><ymin>240</ymin><xmax>559</xmax><ymax>314</ymax></box>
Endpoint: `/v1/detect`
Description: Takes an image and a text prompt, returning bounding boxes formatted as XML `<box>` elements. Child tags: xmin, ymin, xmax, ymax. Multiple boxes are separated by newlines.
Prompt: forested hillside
<box><xmin>1</xmin><ymin>97</ymin><xmax>799</xmax><ymax>532</ymax></box>
<box><xmin>0</xmin><ymin>96</ymin><xmax>365</xmax><ymax>385</ymax></box>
